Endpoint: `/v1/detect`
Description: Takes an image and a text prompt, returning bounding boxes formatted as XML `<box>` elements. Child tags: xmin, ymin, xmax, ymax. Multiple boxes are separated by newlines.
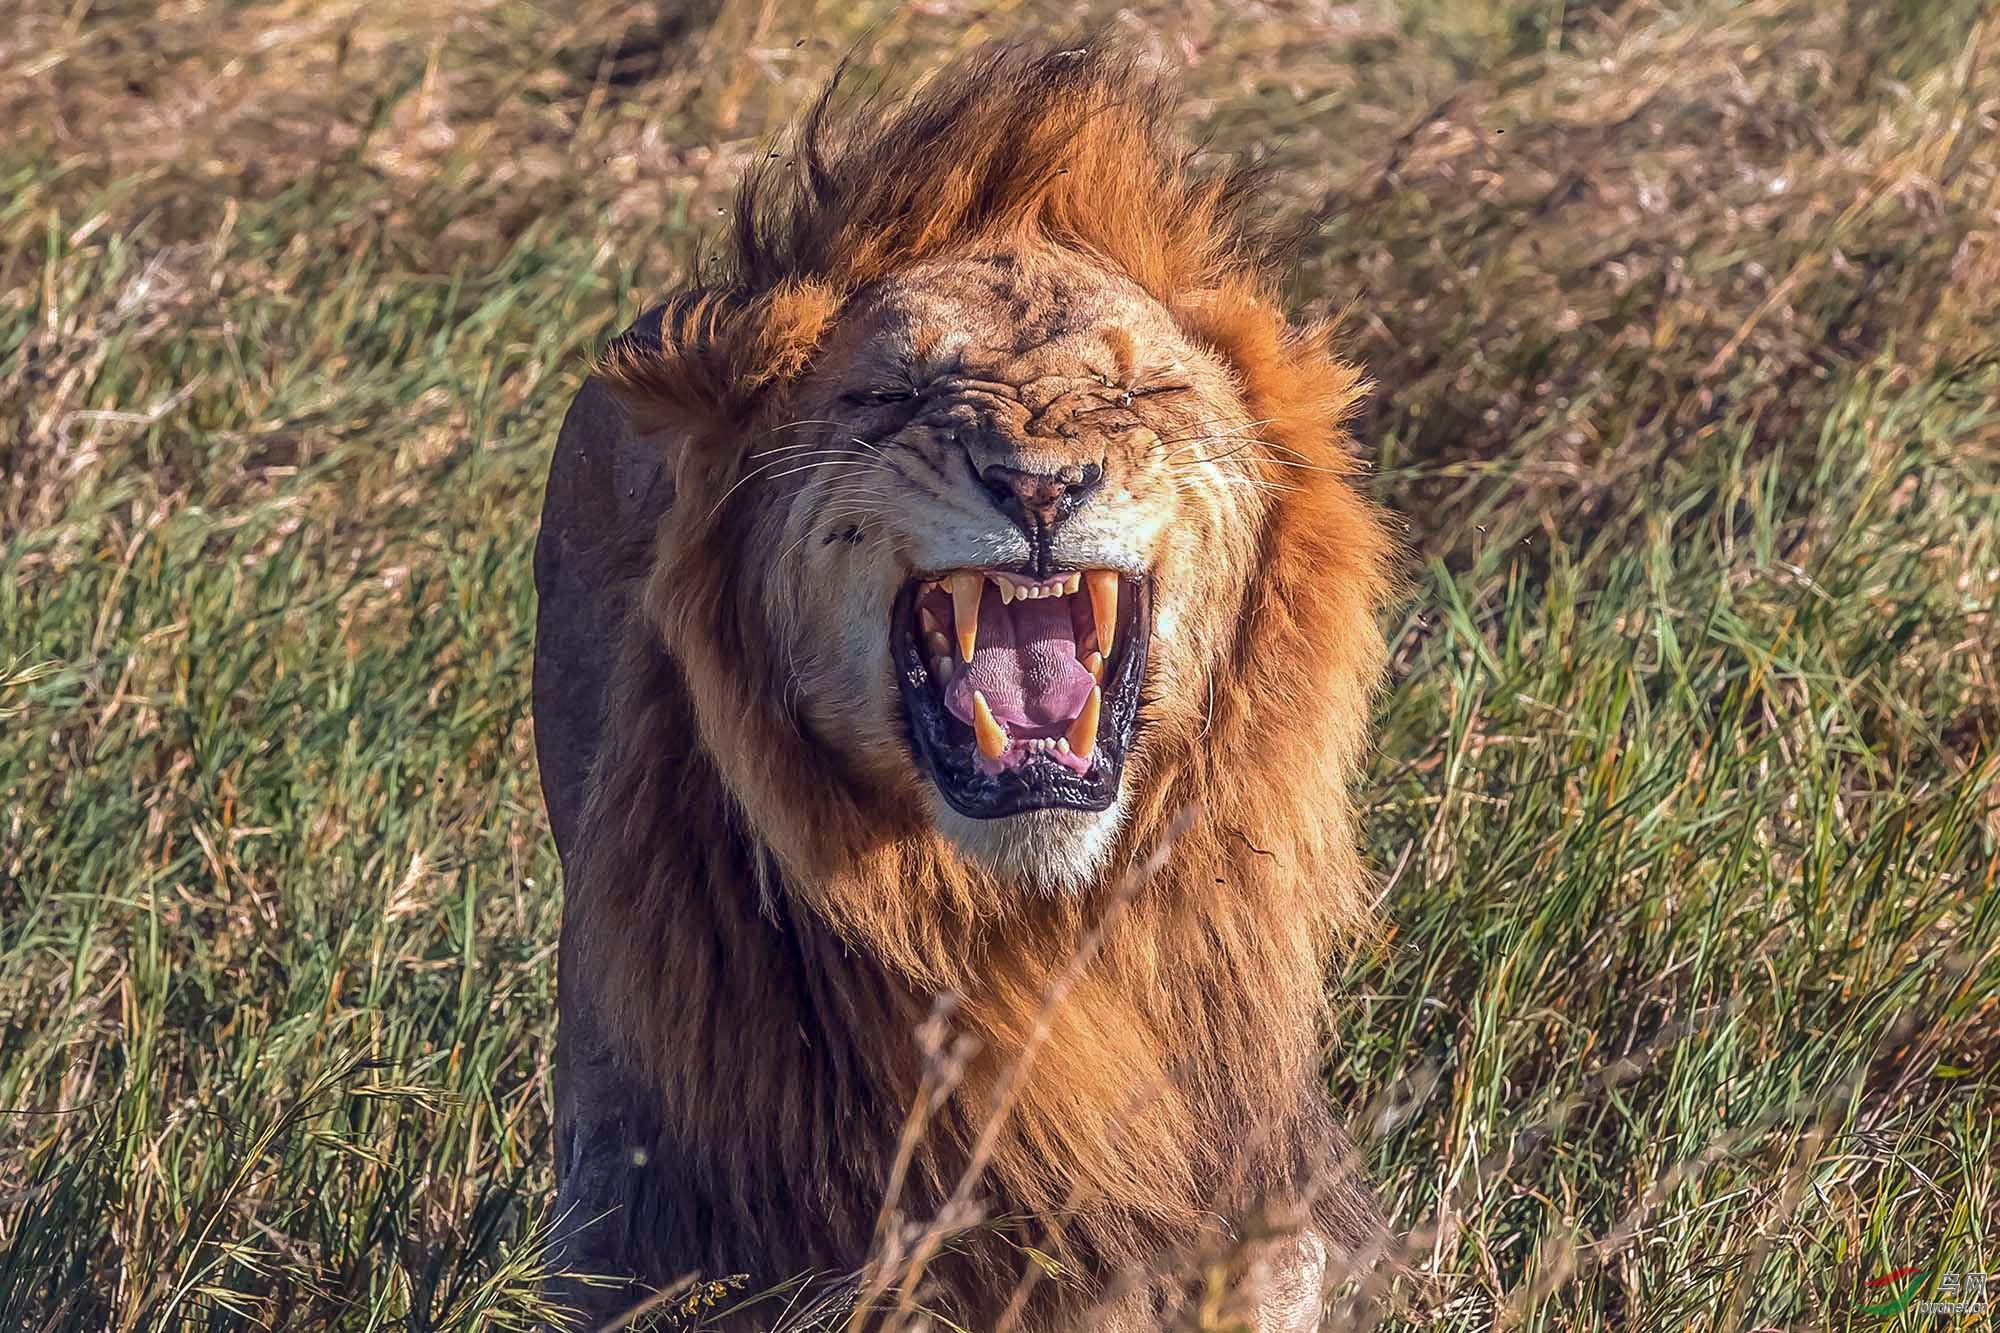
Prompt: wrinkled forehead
<box><xmin>822</xmin><ymin>249</ymin><xmax>1195</xmax><ymax>385</ymax></box>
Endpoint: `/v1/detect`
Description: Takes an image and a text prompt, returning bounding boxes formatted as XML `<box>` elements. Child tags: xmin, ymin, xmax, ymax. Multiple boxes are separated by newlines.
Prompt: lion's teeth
<box><xmin>996</xmin><ymin>579</ymin><xmax>1015</xmax><ymax>605</ymax></box>
<box><xmin>930</xmin><ymin>656</ymin><xmax>953</xmax><ymax>682</ymax></box>
<box><xmin>947</xmin><ymin>571</ymin><xmax>983</xmax><ymax>659</ymax></box>
<box><xmin>918</xmin><ymin>606</ymin><xmax>942</xmax><ymax>635</ymax></box>
<box><xmin>1085</xmin><ymin>571</ymin><xmax>1118</xmax><ymax>660</ymax></box>
<box><xmin>971</xmin><ymin>690</ymin><xmax>1009</xmax><ymax>759</ymax></box>
<box><xmin>923</xmin><ymin>630</ymin><xmax>952</xmax><ymax>660</ymax></box>
<box><xmin>1066</xmin><ymin>685</ymin><xmax>1101</xmax><ymax>762</ymax></box>
<box><xmin>1084</xmin><ymin>650</ymin><xmax>1104</xmax><ymax>684</ymax></box>
<box><xmin>1063</xmin><ymin>573</ymin><xmax>1081</xmax><ymax>594</ymax></box>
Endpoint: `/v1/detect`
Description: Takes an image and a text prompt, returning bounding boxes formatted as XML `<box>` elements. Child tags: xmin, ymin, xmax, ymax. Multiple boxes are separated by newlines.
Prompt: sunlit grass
<box><xmin>2</xmin><ymin>0</ymin><xmax>1994</xmax><ymax>1327</ymax></box>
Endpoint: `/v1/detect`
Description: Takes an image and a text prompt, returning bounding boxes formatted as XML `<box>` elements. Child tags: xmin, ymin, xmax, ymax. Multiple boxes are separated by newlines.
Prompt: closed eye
<box><xmin>841</xmin><ymin>387</ymin><xmax>921</xmax><ymax>407</ymax></box>
<box><xmin>1080</xmin><ymin>384</ymin><xmax>1195</xmax><ymax>411</ymax></box>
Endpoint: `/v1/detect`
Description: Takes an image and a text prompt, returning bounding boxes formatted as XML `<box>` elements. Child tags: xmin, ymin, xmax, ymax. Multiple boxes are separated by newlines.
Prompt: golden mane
<box><xmin>572</xmin><ymin>38</ymin><xmax>1394</xmax><ymax>1326</ymax></box>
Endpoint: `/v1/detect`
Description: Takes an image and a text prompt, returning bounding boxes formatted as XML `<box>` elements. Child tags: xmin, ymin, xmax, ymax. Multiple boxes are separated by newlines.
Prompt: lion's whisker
<box><xmin>1190</xmin><ymin>436</ymin><xmax>1355</xmax><ymax>477</ymax></box>
<box><xmin>812</xmin><ymin>484</ymin><xmax>893</xmax><ymax>506</ymax></box>
<box><xmin>748</xmin><ymin>441</ymin><xmax>837</xmax><ymax>459</ymax></box>
<box><xmin>1162</xmin><ymin>441</ymin><xmax>1260</xmax><ymax>467</ymax></box>
<box><xmin>759</xmin><ymin>417</ymin><xmax>856</xmax><ymax>436</ymax></box>
<box><xmin>1155</xmin><ymin>424</ymin><xmax>1359</xmax><ymax>477</ymax></box>
<box><xmin>707</xmin><ymin>457</ymin><xmax>895</xmax><ymax>517</ymax></box>
<box><xmin>1258</xmin><ymin>455</ymin><xmax>1353</xmax><ymax>476</ymax></box>
<box><xmin>757</xmin><ymin>462</ymin><xmax>898</xmax><ymax>485</ymax></box>
<box><xmin>1158</xmin><ymin>433</ymin><xmax>1357</xmax><ymax>478</ymax></box>
<box><xmin>1150</xmin><ymin>418</ymin><xmax>1277</xmax><ymax>449</ymax></box>
<box><xmin>751</xmin><ymin>433</ymin><xmax>888</xmax><ymax>463</ymax></box>
<box><xmin>748</xmin><ymin>447</ymin><xmax>887</xmax><ymax>465</ymax></box>
<box><xmin>773</xmin><ymin>453</ymin><xmax>895</xmax><ymax>469</ymax></box>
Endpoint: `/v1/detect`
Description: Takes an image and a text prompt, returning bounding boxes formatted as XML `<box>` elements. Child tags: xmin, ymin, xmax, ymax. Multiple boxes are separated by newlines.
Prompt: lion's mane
<box><xmin>569</xmin><ymin>39</ymin><xmax>1394</xmax><ymax>1325</ymax></box>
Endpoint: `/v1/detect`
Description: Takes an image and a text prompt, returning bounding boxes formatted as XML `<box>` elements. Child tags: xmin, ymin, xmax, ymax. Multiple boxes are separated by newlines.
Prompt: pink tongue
<box><xmin>944</xmin><ymin>592</ymin><xmax>1095</xmax><ymax>731</ymax></box>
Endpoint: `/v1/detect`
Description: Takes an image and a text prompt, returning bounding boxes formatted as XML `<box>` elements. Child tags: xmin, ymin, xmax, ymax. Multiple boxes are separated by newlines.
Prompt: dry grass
<box><xmin>2</xmin><ymin>0</ymin><xmax>1996</xmax><ymax>1328</ymax></box>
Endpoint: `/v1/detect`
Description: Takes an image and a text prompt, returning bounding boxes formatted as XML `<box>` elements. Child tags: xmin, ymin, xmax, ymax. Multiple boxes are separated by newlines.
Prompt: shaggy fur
<box><xmin>538</xmin><ymin>39</ymin><xmax>1394</xmax><ymax>1329</ymax></box>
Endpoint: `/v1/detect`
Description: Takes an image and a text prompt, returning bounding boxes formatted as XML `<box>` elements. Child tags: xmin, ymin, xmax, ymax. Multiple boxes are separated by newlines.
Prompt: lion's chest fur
<box><xmin>550</xmin><ymin>629</ymin><xmax>1373</xmax><ymax>1325</ymax></box>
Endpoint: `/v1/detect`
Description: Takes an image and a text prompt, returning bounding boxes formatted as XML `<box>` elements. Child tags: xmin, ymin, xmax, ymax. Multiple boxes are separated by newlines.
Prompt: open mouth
<box><xmin>892</xmin><ymin>567</ymin><xmax>1150</xmax><ymax>819</ymax></box>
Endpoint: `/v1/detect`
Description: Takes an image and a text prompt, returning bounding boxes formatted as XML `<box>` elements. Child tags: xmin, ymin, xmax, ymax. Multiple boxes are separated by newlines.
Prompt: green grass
<box><xmin>3</xmin><ymin>0</ymin><xmax>1996</xmax><ymax>1328</ymax></box>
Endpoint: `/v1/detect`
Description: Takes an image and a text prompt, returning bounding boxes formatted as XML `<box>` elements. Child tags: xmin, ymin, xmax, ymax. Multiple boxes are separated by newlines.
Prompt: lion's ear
<box><xmin>595</xmin><ymin>278</ymin><xmax>840</xmax><ymax>439</ymax></box>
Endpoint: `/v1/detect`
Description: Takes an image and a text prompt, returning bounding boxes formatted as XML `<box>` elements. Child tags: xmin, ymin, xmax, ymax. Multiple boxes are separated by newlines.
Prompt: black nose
<box><xmin>977</xmin><ymin>461</ymin><xmax>1104</xmax><ymax>537</ymax></box>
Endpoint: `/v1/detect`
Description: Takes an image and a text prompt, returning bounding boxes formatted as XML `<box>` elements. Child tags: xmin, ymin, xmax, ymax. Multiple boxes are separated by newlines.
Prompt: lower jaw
<box><xmin>974</xmin><ymin>733</ymin><xmax>1092</xmax><ymax>777</ymax></box>
<box><xmin>930</xmin><ymin>799</ymin><xmax>1129</xmax><ymax>892</ymax></box>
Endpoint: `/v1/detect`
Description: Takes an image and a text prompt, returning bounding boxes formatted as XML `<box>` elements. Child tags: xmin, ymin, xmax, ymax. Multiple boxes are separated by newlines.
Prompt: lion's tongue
<box><xmin>943</xmin><ymin>592</ymin><xmax>1095</xmax><ymax>732</ymax></box>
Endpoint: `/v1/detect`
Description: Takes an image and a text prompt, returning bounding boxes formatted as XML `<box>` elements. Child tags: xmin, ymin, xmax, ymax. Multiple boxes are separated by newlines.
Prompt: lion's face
<box><xmin>750</xmin><ymin>247</ymin><xmax>1265</xmax><ymax>890</ymax></box>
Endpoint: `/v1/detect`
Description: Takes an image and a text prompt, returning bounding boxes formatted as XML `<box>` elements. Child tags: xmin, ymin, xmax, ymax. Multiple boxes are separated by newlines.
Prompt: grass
<box><xmin>2</xmin><ymin>0</ymin><xmax>1996</xmax><ymax>1327</ymax></box>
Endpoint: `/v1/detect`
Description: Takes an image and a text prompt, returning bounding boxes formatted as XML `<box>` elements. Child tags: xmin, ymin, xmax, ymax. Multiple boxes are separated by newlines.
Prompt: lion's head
<box><xmin>602</xmin><ymin>44</ymin><xmax>1391</xmax><ymax>905</ymax></box>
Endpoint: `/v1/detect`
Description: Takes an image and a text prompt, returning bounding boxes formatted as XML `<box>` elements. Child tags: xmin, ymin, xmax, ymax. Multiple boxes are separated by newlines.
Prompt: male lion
<box><xmin>533</xmin><ymin>41</ymin><xmax>1394</xmax><ymax>1331</ymax></box>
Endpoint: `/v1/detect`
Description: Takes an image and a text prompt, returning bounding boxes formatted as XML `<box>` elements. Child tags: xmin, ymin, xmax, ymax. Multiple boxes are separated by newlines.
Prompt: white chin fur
<box><xmin>930</xmin><ymin>796</ymin><xmax>1127</xmax><ymax>894</ymax></box>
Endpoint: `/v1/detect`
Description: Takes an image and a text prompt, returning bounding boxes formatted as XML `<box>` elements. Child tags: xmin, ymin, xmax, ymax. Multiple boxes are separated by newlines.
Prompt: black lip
<box><xmin>892</xmin><ymin>574</ymin><xmax>1150</xmax><ymax>820</ymax></box>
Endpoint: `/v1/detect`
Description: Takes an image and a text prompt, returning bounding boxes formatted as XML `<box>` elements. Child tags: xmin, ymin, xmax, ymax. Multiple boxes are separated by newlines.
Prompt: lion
<box><xmin>531</xmin><ymin>40</ymin><xmax>1395</xmax><ymax>1331</ymax></box>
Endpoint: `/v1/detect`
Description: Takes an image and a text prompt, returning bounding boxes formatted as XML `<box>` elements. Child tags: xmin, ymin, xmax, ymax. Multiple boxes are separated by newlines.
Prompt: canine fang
<box><xmin>971</xmin><ymin>689</ymin><xmax>1010</xmax><ymax>759</ymax></box>
<box><xmin>1066</xmin><ymin>685</ymin><xmax>1102</xmax><ymax>761</ymax></box>
<box><xmin>1086</xmin><ymin>570</ymin><xmax>1118</xmax><ymax>659</ymax></box>
<box><xmin>947</xmin><ymin>571</ymin><xmax>983</xmax><ymax>659</ymax></box>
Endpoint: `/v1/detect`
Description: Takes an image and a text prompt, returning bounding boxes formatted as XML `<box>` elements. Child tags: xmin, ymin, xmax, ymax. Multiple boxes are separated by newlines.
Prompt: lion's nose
<box><xmin>977</xmin><ymin>461</ymin><xmax>1104</xmax><ymax>537</ymax></box>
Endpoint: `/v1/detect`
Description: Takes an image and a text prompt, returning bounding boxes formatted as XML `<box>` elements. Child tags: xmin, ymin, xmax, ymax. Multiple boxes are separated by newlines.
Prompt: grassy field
<box><xmin>3</xmin><ymin>0</ymin><xmax>1997</xmax><ymax>1327</ymax></box>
